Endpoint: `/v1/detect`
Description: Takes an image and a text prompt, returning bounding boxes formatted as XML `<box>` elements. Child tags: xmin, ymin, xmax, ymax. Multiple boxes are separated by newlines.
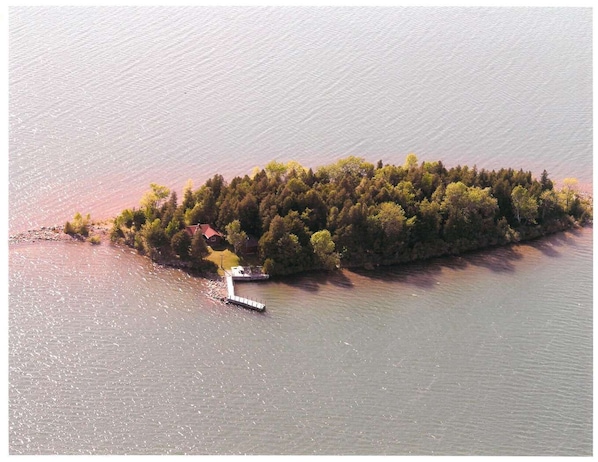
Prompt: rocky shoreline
<box><xmin>10</xmin><ymin>222</ymin><xmax>229</xmax><ymax>305</ymax></box>
<box><xmin>204</xmin><ymin>277</ymin><xmax>228</xmax><ymax>303</ymax></box>
<box><xmin>9</xmin><ymin>223</ymin><xmax>112</xmax><ymax>245</ymax></box>
<box><xmin>9</xmin><ymin>226</ymin><xmax>69</xmax><ymax>244</ymax></box>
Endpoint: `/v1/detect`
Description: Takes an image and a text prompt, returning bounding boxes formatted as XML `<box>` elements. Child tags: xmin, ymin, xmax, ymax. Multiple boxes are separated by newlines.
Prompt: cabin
<box><xmin>185</xmin><ymin>223</ymin><xmax>225</xmax><ymax>246</ymax></box>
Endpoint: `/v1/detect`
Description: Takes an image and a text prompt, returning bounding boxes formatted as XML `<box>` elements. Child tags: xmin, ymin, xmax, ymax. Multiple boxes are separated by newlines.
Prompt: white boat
<box><xmin>230</xmin><ymin>266</ymin><xmax>269</xmax><ymax>281</ymax></box>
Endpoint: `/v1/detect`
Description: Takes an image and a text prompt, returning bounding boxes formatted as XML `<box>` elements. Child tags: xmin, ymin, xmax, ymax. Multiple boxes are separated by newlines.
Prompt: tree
<box><xmin>316</xmin><ymin>156</ymin><xmax>375</xmax><ymax>183</ymax></box>
<box><xmin>393</xmin><ymin>181</ymin><xmax>417</xmax><ymax>215</ymax></box>
<box><xmin>171</xmin><ymin>229</ymin><xmax>192</xmax><ymax>260</ymax></box>
<box><xmin>415</xmin><ymin>198</ymin><xmax>442</xmax><ymax>242</ymax></box>
<box><xmin>265</xmin><ymin>160</ymin><xmax>288</xmax><ymax>179</ymax></box>
<box><xmin>64</xmin><ymin>212</ymin><xmax>91</xmax><ymax>236</ymax></box>
<box><xmin>160</xmin><ymin>191</ymin><xmax>178</xmax><ymax>226</ymax></box>
<box><xmin>540</xmin><ymin>170</ymin><xmax>553</xmax><ymax>191</ymax></box>
<box><xmin>141</xmin><ymin>218</ymin><xmax>168</xmax><ymax>252</ymax></box>
<box><xmin>165</xmin><ymin>214</ymin><xmax>183</xmax><ymax>239</ymax></box>
<box><xmin>511</xmin><ymin>185</ymin><xmax>538</xmax><ymax>225</ymax></box>
<box><xmin>561</xmin><ymin>177</ymin><xmax>579</xmax><ymax>211</ymax></box>
<box><xmin>190</xmin><ymin>230</ymin><xmax>209</xmax><ymax>262</ymax></box>
<box><xmin>441</xmin><ymin>182</ymin><xmax>498</xmax><ymax>241</ymax></box>
<box><xmin>539</xmin><ymin>189</ymin><xmax>559</xmax><ymax>221</ymax></box>
<box><xmin>286</xmin><ymin>160</ymin><xmax>306</xmax><ymax>177</ymax></box>
<box><xmin>182</xmin><ymin>179</ymin><xmax>195</xmax><ymax>210</ymax></box>
<box><xmin>310</xmin><ymin>229</ymin><xmax>340</xmax><ymax>270</ymax></box>
<box><xmin>225</xmin><ymin>220</ymin><xmax>248</xmax><ymax>253</ymax></box>
<box><xmin>111</xmin><ymin>208</ymin><xmax>143</xmax><ymax>244</ymax></box>
<box><xmin>375</xmin><ymin>202</ymin><xmax>407</xmax><ymax>239</ymax></box>
<box><xmin>140</xmin><ymin>183</ymin><xmax>170</xmax><ymax>219</ymax></box>
<box><xmin>110</xmin><ymin>155</ymin><xmax>591</xmax><ymax>277</ymax></box>
<box><xmin>404</xmin><ymin>153</ymin><xmax>418</xmax><ymax>169</ymax></box>
<box><xmin>237</xmin><ymin>193</ymin><xmax>261</xmax><ymax>236</ymax></box>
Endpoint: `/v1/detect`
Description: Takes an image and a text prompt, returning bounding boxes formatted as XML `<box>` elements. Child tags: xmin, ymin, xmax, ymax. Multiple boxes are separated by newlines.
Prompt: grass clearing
<box><xmin>206</xmin><ymin>248</ymin><xmax>241</xmax><ymax>276</ymax></box>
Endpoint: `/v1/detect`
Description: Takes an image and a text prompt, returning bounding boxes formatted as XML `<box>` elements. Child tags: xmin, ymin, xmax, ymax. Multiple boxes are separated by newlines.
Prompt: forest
<box><xmin>109</xmin><ymin>155</ymin><xmax>592</xmax><ymax>277</ymax></box>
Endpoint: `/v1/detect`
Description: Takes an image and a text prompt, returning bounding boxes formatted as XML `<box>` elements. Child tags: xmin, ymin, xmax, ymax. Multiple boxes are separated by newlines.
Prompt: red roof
<box><xmin>199</xmin><ymin>224</ymin><xmax>223</xmax><ymax>240</ymax></box>
<box><xmin>187</xmin><ymin>223</ymin><xmax>224</xmax><ymax>240</ymax></box>
<box><xmin>185</xmin><ymin>225</ymin><xmax>200</xmax><ymax>237</ymax></box>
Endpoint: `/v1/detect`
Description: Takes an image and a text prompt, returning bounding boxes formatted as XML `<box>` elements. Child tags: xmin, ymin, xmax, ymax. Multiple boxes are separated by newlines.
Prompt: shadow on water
<box><xmin>273</xmin><ymin>268</ymin><xmax>355</xmax><ymax>293</ymax></box>
<box><xmin>260</xmin><ymin>227</ymin><xmax>590</xmax><ymax>295</ymax></box>
<box><xmin>526</xmin><ymin>226</ymin><xmax>589</xmax><ymax>258</ymax></box>
<box><xmin>346</xmin><ymin>228</ymin><xmax>590</xmax><ymax>290</ymax></box>
<box><xmin>347</xmin><ymin>244</ymin><xmax>525</xmax><ymax>288</ymax></box>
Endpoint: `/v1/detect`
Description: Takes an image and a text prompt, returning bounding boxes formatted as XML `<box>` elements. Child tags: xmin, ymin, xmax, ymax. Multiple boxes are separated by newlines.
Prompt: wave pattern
<box><xmin>9</xmin><ymin>7</ymin><xmax>593</xmax><ymax>232</ymax></box>
<box><xmin>8</xmin><ymin>7</ymin><xmax>593</xmax><ymax>455</ymax></box>
<box><xmin>9</xmin><ymin>228</ymin><xmax>593</xmax><ymax>454</ymax></box>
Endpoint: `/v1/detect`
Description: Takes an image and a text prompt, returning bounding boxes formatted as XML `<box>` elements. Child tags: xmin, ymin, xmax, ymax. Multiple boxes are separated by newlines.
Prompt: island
<box><xmin>101</xmin><ymin>155</ymin><xmax>591</xmax><ymax>278</ymax></box>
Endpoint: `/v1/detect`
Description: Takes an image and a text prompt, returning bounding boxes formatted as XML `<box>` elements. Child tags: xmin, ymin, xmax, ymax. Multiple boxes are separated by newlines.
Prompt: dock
<box><xmin>225</xmin><ymin>274</ymin><xmax>266</xmax><ymax>312</ymax></box>
<box><xmin>230</xmin><ymin>265</ymin><xmax>269</xmax><ymax>281</ymax></box>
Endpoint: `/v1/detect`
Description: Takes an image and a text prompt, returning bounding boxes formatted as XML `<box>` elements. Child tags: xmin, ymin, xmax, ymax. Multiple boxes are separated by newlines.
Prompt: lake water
<box><xmin>8</xmin><ymin>7</ymin><xmax>593</xmax><ymax>455</ymax></box>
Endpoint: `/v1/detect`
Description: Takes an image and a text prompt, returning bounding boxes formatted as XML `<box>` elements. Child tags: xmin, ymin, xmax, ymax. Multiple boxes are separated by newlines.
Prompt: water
<box><xmin>8</xmin><ymin>7</ymin><xmax>593</xmax><ymax>455</ymax></box>
<box><xmin>8</xmin><ymin>6</ymin><xmax>592</xmax><ymax>233</ymax></box>
<box><xmin>9</xmin><ymin>229</ymin><xmax>593</xmax><ymax>455</ymax></box>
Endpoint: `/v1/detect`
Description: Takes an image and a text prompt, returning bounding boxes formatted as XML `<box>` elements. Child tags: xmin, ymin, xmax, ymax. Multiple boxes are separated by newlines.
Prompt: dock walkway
<box><xmin>225</xmin><ymin>274</ymin><xmax>266</xmax><ymax>312</ymax></box>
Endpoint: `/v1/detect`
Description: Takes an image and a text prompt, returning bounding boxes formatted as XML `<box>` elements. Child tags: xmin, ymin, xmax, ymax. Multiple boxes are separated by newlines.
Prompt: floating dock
<box><xmin>225</xmin><ymin>274</ymin><xmax>266</xmax><ymax>312</ymax></box>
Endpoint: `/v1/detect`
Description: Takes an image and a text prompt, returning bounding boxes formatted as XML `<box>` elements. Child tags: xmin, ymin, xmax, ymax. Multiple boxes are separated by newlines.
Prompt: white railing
<box><xmin>225</xmin><ymin>274</ymin><xmax>265</xmax><ymax>310</ymax></box>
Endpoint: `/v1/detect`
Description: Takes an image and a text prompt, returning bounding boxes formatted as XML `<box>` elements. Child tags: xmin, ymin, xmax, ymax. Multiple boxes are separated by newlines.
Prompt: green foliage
<box><xmin>540</xmin><ymin>170</ymin><xmax>553</xmax><ymax>191</ymax></box>
<box><xmin>404</xmin><ymin>153</ymin><xmax>418</xmax><ymax>169</ymax></box>
<box><xmin>441</xmin><ymin>182</ymin><xmax>498</xmax><ymax>243</ymax></box>
<box><xmin>87</xmin><ymin>235</ymin><xmax>101</xmax><ymax>245</ymax></box>
<box><xmin>316</xmin><ymin>156</ymin><xmax>375</xmax><ymax>183</ymax></box>
<box><xmin>111</xmin><ymin>208</ymin><xmax>145</xmax><ymax>244</ymax></box>
<box><xmin>165</xmin><ymin>217</ymin><xmax>183</xmax><ymax>239</ymax></box>
<box><xmin>511</xmin><ymin>185</ymin><xmax>538</xmax><ymax>224</ymax></box>
<box><xmin>171</xmin><ymin>229</ymin><xmax>192</xmax><ymax>261</ymax></box>
<box><xmin>310</xmin><ymin>229</ymin><xmax>340</xmax><ymax>270</ymax></box>
<box><xmin>112</xmin><ymin>158</ymin><xmax>586</xmax><ymax>277</ymax></box>
<box><xmin>560</xmin><ymin>177</ymin><xmax>579</xmax><ymax>212</ymax></box>
<box><xmin>190</xmin><ymin>230</ymin><xmax>209</xmax><ymax>262</ymax></box>
<box><xmin>141</xmin><ymin>218</ymin><xmax>168</xmax><ymax>253</ymax></box>
<box><xmin>264</xmin><ymin>160</ymin><xmax>288</xmax><ymax>179</ymax></box>
<box><xmin>225</xmin><ymin>219</ymin><xmax>248</xmax><ymax>253</ymax></box>
<box><xmin>64</xmin><ymin>221</ymin><xmax>75</xmax><ymax>235</ymax></box>
<box><xmin>374</xmin><ymin>202</ymin><xmax>407</xmax><ymax>238</ymax></box>
<box><xmin>64</xmin><ymin>212</ymin><xmax>91</xmax><ymax>236</ymax></box>
<box><xmin>140</xmin><ymin>183</ymin><xmax>170</xmax><ymax>219</ymax></box>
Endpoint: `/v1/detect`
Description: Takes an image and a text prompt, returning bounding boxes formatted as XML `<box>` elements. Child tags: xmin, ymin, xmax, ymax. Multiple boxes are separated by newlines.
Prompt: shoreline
<box><xmin>10</xmin><ymin>215</ymin><xmax>592</xmax><ymax>263</ymax></box>
<box><xmin>8</xmin><ymin>218</ymin><xmax>592</xmax><ymax>305</ymax></box>
<box><xmin>9</xmin><ymin>221</ymin><xmax>230</xmax><ymax>304</ymax></box>
<box><xmin>8</xmin><ymin>222</ymin><xmax>113</xmax><ymax>245</ymax></box>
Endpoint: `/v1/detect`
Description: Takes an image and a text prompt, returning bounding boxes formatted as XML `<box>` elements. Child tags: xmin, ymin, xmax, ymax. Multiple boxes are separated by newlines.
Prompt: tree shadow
<box><xmin>350</xmin><ymin>227</ymin><xmax>590</xmax><ymax>292</ymax></box>
<box><xmin>273</xmin><ymin>267</ymin><xmax>355</xmax><ymax>293</ymax></box>
<box><xmin>527</xmin><ymin>226</ymin><xmax>590</xmax><ymax>258</ymax></box>
<box><xmin>348</xmin><ymin>261</ymin><xmax>444</xmax><ymax>290</ymax></box>
<box><xmin>461</xmin><ymin>244</ymin><xmax>524</xmax><ymax>273</ymax></box>
<box><xmin>348</xmin><ymin>241</ymin><xmax>528</xmax><ymax>289</ymax></box>
<box><xmin>243</xmin><ymin>227</ymin><xmax>591</xmax><ymax>296</ymax></box>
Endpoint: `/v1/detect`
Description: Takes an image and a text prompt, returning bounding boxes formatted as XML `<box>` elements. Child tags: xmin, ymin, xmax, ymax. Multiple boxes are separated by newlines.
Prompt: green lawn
<box><xmin>205</xmin><ymin>248</ymin><xmax>241</xmax><ymax>276</ymax></box>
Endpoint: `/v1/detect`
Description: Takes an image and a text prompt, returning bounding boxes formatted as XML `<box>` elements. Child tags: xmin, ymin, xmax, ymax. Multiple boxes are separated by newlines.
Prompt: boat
<box><xmin>230</xmin><ymin>266</ymin><xmax>269</xmax><ymax>281</ymax></box>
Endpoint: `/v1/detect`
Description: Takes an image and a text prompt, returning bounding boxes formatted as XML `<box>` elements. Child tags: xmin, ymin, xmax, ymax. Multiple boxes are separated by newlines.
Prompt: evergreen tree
<box><xmin>190</xmin><ymin>230</ymin><xmax>209</xmax><ymax>262</ymax></box>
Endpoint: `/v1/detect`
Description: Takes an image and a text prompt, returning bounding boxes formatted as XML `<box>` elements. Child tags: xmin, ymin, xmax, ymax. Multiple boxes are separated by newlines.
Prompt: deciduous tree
<box><xmin>310</xmin><ymin>229</ymin><xmax>340</xmax><ymax>270</ymax></box>
<box><xmin>225</xmin><ymin>220</ymin><xmax>248</xmax><ymax>254</ymax></box>
<box><xmin>140</xmin><ymin>183</ymin><xmax>170</xmax><ymax>219</ymax></box>
<box><xmin>511</xmin><ymin>185</ymin><xmax>538</xmax><ymax>224</ymax></box>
